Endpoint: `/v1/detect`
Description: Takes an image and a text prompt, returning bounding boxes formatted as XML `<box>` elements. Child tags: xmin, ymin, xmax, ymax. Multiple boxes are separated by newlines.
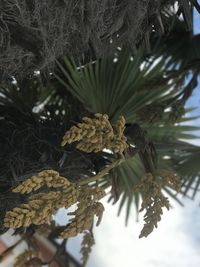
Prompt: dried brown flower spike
<box><xmin>158</xmin><ymin>169</ymin><xmax>181</xmax><ymax>192</ymax></box>
<box><xmin>59</xmin><ymin>202</ymin><xmax>104</xmax><ymax>239</ymax></box>
<box><xmin>14</xmin><ymin>250</ymin><xmax>40</xmax><ymax>267</ymax></box>
<box><xmin>135</xmin><ymin>171</ymin><xmax>180</xmax><ymax>238</ymax></box>
<box><xmin>80</xmin><ymin>231</ymin><xmax>95</xmax><ymax>267</ymax></box>
<box><xmin>60</xmin><ymin>187</ymin><xmax>105</xmax><ymax>239</ymax></box>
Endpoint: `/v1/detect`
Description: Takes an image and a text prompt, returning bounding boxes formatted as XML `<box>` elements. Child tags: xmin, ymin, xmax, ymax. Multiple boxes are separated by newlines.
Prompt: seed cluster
<box><xmin>134</xmin><ymin>171</ymin><xmax>180</xmax><ymax>238</ymax></box>
<box><xmin>61</xmin><ymin>113</ymin><xmax>128</xmax><ymax>154</ymax></box>
<box><xmin>60</xmin><ymin>187</ymin><xmax>105</xmax><ymax>238</ymax></box>
<box><xmin>14</xmin><ymin>250</ymin><xmax>40</xmax><ymax>267</ymax></box>
<box><xmin>80</xmin><ymin>231</ymin><xmax>95</xmax><ymax>267</ymax></box>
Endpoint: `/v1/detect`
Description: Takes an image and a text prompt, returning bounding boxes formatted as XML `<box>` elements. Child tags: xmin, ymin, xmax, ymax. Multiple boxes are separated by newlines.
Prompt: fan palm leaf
<box><xmin>55</xmin><ymin>50</ymin><xmax>185</xmax><ymax>123</ymax></box>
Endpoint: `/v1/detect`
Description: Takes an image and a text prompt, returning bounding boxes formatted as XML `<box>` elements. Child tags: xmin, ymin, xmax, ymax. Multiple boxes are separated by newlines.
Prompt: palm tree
<box><xmin>1</xmin><ymin>44</ymin><xmax>200</xmax><ymax>265</ymax></box>
<box><xmin>0</xmin><ymin>3</ymin><xmax>200</xmax><ymax>266</ymax></box>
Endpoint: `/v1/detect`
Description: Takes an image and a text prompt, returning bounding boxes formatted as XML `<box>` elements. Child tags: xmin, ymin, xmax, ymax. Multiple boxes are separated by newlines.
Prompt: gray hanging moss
<box><xmin>0</xmin><ymin>0</ymin><xmax>164</xmax><ymax>81</ymax></box>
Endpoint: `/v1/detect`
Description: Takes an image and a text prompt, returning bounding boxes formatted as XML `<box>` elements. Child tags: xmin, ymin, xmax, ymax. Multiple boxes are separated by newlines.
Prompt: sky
<box><xmin>65</xmin><ymin>196</ymin><xmax>200</xmax><ymax>267</ymax></box>
<box><xmin>92</xmin><ymin>198</ymin><xmax>200</xmax><ymax>267</ymax></box>
<box><xmin>194</xmin><ymin>8</ymin><xmax>200</xmax><ymax>35</ymax></box>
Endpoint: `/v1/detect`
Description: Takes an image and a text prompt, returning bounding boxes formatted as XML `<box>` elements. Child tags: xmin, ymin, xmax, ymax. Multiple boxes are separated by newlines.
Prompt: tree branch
<box><xmin>77</xmin><ymin>158</ymin><xmax>125</xmax><ymax>186</ymax></box>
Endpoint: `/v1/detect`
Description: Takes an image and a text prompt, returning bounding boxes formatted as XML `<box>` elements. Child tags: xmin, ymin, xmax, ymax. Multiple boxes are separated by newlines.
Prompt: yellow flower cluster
<box><xmin>4</xmin><ymin>187</ymin><xmax>78</xmax><ymax>228</ymax></box>
<box><xmin>134</xmin><ymin>171</ymin><xmax>180</xmax><ymax>238</ymax></box>
<box><xmin>60</xmin><ymin>187</ymin><xmax>105</xmax><ymax>238</ymax></box>
<box><xmin>4</xmin><ymin>193</ymin><xmax>54</xmax><ymax>228</ymax></box>
<box><xmin>4</xmin><ymin>167</ymin><xmax>108</xmax><ymax>233</ymax></box>
<box><xmin>4</xmin><ymin>165</ymin><xmax>108</xmax><ymax>242</ymax></box>
<box><xmin>60</xmin><ymin>202</ymin><xmax>104</xmax><ymax>238</ymax></box>
<box><xmin>61</xmin><ymin>113</ymin><xmax>128</xmax><ymax>154</ymax></box>
<box><xmin>14</xmin><ymin>250</ymin><xmax>40</xmax><ymax>267</ymax></box>
<box><xmin>12</xmin><ymin>170</ymin><xmax>70</xmax><ymax>194</ymax></box>
<box><xmin>80</xmin><ymin>231</ymin><xmax>95</xmax><ymax>267</ymax></box>
<box><xmin>4</xmin><ymin>169</ymin><xmax>78</xmax><ymax>229</ymax></box>
<box><xmin>111</xmin><ymin>116</ymin><xmax>128</xmax><ymax>153</ymax></box>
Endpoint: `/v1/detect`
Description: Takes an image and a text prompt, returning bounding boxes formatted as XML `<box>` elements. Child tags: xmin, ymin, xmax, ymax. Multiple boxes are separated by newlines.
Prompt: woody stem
<box><xmin>77</xmin><ymin>158</ymin><xmax>124</xmax><ymax>186</ymax></box>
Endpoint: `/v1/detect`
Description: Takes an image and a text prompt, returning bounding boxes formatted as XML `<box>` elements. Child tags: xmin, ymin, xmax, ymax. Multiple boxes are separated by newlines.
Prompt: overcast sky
<box><xmin>65</xmin><ymin>193</ymin><xmax>200</xmax><ymax>267</ymax></box>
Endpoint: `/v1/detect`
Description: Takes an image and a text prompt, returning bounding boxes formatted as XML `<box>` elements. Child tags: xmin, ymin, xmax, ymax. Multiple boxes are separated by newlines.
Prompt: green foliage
<box><xmin>56</xmin><ymin>50</ymin><xmax>181</xmax><ymax>123</ymax></box>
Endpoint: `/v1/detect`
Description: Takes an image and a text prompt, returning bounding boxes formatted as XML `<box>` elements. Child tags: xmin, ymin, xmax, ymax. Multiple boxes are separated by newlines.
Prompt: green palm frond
<box><xmin>55</xmin><ymin>50</ymin><xmax>184</xmax><ymax>123</ymax></box>
<box><xmin>148</xmin><ymin>125</ymin><xmax>200</xmax><ymax>141</ymax></box>
<box><xmin>148</xmin><ymin>116</ymin><xmax>200</xmax><ymax>199</ymax></box>
<box><xmin>0</xmin><ymin>73</ymin><xmax>86</xmax><ymax>125</ymax></box>
<box><xmin>173</xmin><ymin>146</ymin><xmax>200</xmax><ymax>199</ymax></box>
<box><xmin>0</xmin><ymin>77</ymin><xmax>51</xmax><ymax>112</ymax></box>
<box><xmin>104</xmin><ymin>155</ymin><xmax>144</xmax><ymax>225</ymax></box>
